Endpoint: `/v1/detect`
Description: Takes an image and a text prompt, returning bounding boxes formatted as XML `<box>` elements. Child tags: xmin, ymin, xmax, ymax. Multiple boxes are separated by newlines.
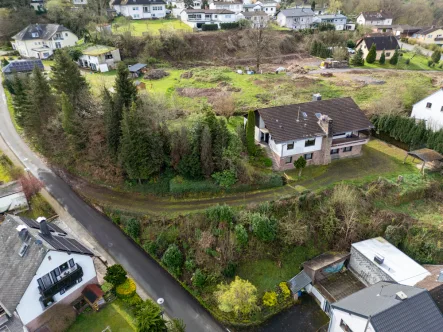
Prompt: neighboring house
<box><xmin>30</xmin><ymin>0</ymin><xmax>45</xmax><ymax>11</ymax></box>
<box><xmin>239</xmin><ymin>11</ymin><xmax>269</xmax><ymax>28</ymax></box>
<box><xmin>356</xmin><ymin>10</ymin><xmax>393</xmax><ymax>26</ymax></box>
<box><xmin>313</xmin><ymin>13</ymin><xmax>348</xmax><ymax>31</ymax></box>
<box><xmin>209</xmin><ymin>1</ymin><xmax>243</xmax><ymax>14</ymax></box>
<box><xmin>128</xmin><ymin>63</ymin><xmax>147</xmax><ymax>77</ymax></box>
<box><xmin>112</xmin><ymin>0</ymin><xmax>167</xmax><ymax>19</ymax></box>
<box><xmin>276</xmin><ymin>8</ymin><xmax>314</xmax><ymax>30</ymax></box>
<box><xmin>410</xmin><ymin>88</ymin><xmax>443</xmax><ymax>131</ymax></box>
<box><xmin>416</xmin><ymin>265</ymin><xmax>443</xmax><ymax>312</ymax></box>
<box><xmin>260</xmin><ymin>1</ymin><xmax>277</xmax><ymax>16</ymax></box>
<box><xmin>180</xmin><ymin>9</ymin><xmax>237</xmax><ymax>29</ymax></box>
<box><xmin>329</xmin><ymin>282</ymin><xmax>443</xmax><ymax>332</ymax></box>
<box><xmin>349</xmin><ymin>237</ymin><xmax>431</xmax><ymax>287</ymax></box>
<box><xmin>1</xmin><ymin>59</ymin><xmax>44</xmax><ymax>81</ymax></box>
<box><xmin>173</xmin><ymin>0</ymin><xmax>202</xmax><ymax>10</ymax></box>
<box><xmin>77</xmin><ymin>45</ymin><xmax>121</xmax><ymax>72</ymax></box>
<box><xmin>250</xmin><ymin>95</ymin><xmax>373</xmax><ymax>170</ymax></box>
<box><xmin>243</xmin><ymin>3</ymin><xmax>263</xmax><ymax>12</ymax></box>
<box><xmin>0</xmin><ymin>181</ymin><xmax>28</xmax><ymax>214</ymax></box>
<box><xmin>0</xmin><ymin>215</ymin><xmax>97</xmax><ymax>332</ymax></box>
<box><xmin>11</xmin><ymin>24</ymin><xmax>78</xmax><ymax>59</ymax></box>
<box><xmin>412</xmin><ymin>26</ymin><xmax>443</xmax><ymax>46</ymax></box>
<box><xmin>356</xmin><ymin>35</ymin><xmax>399</xmax><ymax>60</ymax></box>
<box><xmin>373</xmin><ymin>24</ymin><xmax>423</xmax><ymax>37</ymax></box>
<box><xmin>73</xmin><ymin>0</ymin><xmax>88</xmax><ymax>5</ymax></box>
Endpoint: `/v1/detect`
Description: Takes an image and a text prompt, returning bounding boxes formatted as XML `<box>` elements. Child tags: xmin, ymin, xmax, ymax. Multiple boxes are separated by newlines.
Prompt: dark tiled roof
<box><xmin>359</xmin><ymin>35</ymin><xmax>399</xmax><ymax>51</ymax></box>
<box><xmin>128</xmin><ymin>63</ymin><xmax>147</xmax><ymax>72</ymax></box>
<box><xmin>113</xmin><ymin>0</ymin><xmax>166</xmax><ymax>4</ymax></box>
<box><xmin>257</xmin><ymin>97</ymin><xmax>373</xmax><ymax>143</ymax></box>
<box><xmin>332</xmin><ymin>282</ymin><xmax>443</xmax><ymax>332</ymax></box>
<box><xmin>416</xmin><ymin>26</ymin><xmax>442</xmax><ymax>35</ymax></box>
<box><xmin>12</xmin><ymin>24</ymin><xmax>71</xmax><ymax>41</ymax></box>
<box><xmin>242</xmin><ymin>11</ymin><xmax>268</xmax><ymax>17</ymax></box>
<box><xmin>0</xmin><ymin>215</ymin><xmax>47</xmax><ymax>315</ymax></box>
<box><xmin>407</xmin><ymin>148</ymin><xmax>443</xmax><ymax>162</ymax></box>
<box><xmin>280</xmin><ymin>8</ymin><xmax>314</xmax><ymax>17</ymax></box>
<box><xmin>361</xmin><ymin>11</ymin><xmax>393</xmax><ymax>20</ymax></box>
<box><xmin>184</xmin><ymin>9</ymin><xmax>235</xmax><ymax>14</ymax></box>
<box><xmin>1</xmin><ymin>60</ymin><xmax>44</xmax><ymax>74</ymax></box>
<box><xmin>211</xmin><ymin>1</ymin><xmax>242</xmax><ymax>4</ymax></box>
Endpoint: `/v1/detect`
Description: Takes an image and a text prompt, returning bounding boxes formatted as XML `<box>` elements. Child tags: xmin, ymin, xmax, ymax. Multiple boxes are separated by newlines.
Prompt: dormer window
<box><xmin>426</xmin><ymin>102</ymin><xmax>432</xmax><ymax>109</ymax></box>
<box><xmin>32</xmin><ymin>32</ymin><xmax>39</xmax><ymax>38</ymax></box>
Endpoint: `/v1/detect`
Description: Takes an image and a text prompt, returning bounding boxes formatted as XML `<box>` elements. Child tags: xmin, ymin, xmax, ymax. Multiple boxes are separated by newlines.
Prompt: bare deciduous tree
<box><xmin>211</xmin><ymin>92</ymin><xmax>236</xmax><ymax>121</ymax></box>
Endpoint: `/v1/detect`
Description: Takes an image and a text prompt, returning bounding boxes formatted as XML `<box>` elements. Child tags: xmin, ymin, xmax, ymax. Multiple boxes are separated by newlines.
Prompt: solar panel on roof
<box><xmin>20</xmin><ymin>216</ymin><xmax>67</xmax><ymax>234</ymax></box>
<box><xmin>40</xmin><ymin>233</ymin><xmax>93</xmax><ymax>255</ymax></box>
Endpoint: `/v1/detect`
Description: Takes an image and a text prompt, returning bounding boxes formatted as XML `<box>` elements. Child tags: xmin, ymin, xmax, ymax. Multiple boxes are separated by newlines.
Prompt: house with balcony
<box><xmin>77</xmin><ymin>45</ymin><xmax>121</xmax><ymax>72</ymax></box>
<box><xmin>239</xmin><ymin>11</ymin><xmax>269</xmax><ymax>28</ymax></box>
<box><xmin>180</xmin><ymin>9</ymin><xmax>238</xmax><ymax>29</ymax></box>
<box><xmin>249</xmin><ymin>94</ymin><xmax>373</xmax><ymax>170</ymax></box>
<box><xmin>313</xmin><ymin>13</ymin><xmax>349</xmax><ymax>31</ymax></box>
<box><xmin>0</xmin><ymin>215</ymin><xmax>97</xmax><ymax>332</ymax></box>
<box><xmin>209</xmin><ymin>1</ymin><xmax>243</xmax><ymax>14</ymax></box>
<box><xmin>276</xmin><ymin>7</ymin><xmax>315</xmax><ymax>30</ymax></box>
<box><xmin>356</xmin><ymin>10</ymin><xmax>393</xmax><ymax>26</ymax></box>
<box><xmin>112</xmin><ymin>0</ymin><xmax>167</xmax><ymax>19</ymax></box>
<box><xmin>73</xmin><ymin>0</ymin><xmax>88</xmax><ymax>5</ymax></box>
<box><xmin>11</xmin><ymin>24</ymin><xmax>78</xmax><ymax>59</ymax></box>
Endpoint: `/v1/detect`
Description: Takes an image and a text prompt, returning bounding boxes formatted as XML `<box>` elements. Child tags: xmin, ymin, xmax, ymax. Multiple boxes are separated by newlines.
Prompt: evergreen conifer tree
<box><xmin>200</xmin><ymin>124</ymin><xmax>214</xmax><ymax>178</ymax></box>
<box><xmin>431</xmin><ymin>49</ymin><xmax>441</xmax><ymax>64</ymax></box>
<box><xmin>379</xmin><ymin>50</ymin><xmax>386</xmax><ymax>64</ymax></box>
<box><xmin>61</xmin><ymin>93</ymin><xmax>83</xmax><ymax>150</ymax></box>
<box><xmin>102</xmin><ymin>87</ymin><xmax>121</xmax><ymax>156</ymax></box>
<box><xmin>389</xmin><ymin>49</ymin><xmax>399</xmax><ymax>65</ymax></box>
<box><xmin>350</xmin><ymin>48</ymin><xmax>365</xmax><ymax>66</ymax></box>
<box><xmin>114</xmin><ymin>62</ymin><xmax>137</xmax><ymax>109</ymax></box>
<box><xmin>246</xmin><ymin>111</ymin><xmax>256</xmax><ymax>156</ymax></box>
<box><xmin>11</xmin><ymin>75</ymin><xmax>30</xmax><ymax>127</ymax></box>
<box><xmin>366</xmin><ymin>44</ymin><xmax>377</xmax><ymax>63</ymax></box>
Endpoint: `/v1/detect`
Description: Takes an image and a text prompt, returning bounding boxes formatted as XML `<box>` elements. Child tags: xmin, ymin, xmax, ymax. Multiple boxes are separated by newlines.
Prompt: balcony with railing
<box><xmin>332</xmin><ymin>131</ymin><xmax>370</xmax><ymax>147</ymax></box>
<box><xmin>38</xmin><ymin>263</ymin><xmax>83</xmax><ymax>299</ymax></box>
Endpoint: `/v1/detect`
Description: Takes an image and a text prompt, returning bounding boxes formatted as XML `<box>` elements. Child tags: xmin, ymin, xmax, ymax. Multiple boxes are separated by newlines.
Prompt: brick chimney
<box><xmin>318</xmin><ymin>115</ymin><xmax>333</xmax><ymax>165</ymax></box>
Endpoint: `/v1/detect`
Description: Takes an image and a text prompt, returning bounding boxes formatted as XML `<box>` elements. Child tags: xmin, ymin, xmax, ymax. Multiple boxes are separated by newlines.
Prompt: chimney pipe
<box><xmin>37</xmin><ymin>216</ymin><xmax>51</xmax><ymax>237</ymax></box>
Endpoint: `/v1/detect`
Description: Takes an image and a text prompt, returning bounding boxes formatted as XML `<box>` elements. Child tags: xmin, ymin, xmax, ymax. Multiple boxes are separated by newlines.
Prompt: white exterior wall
<box><xmin>16</xmin><ymin>251</ymin><xmax>96</xmax><ymax>326</ymax></box>
<box><xmin>329</xmin><ymin>308</ymin><xmax>375</xmax><ymax>332</ymax></box>
<box><xmin>410</xmin><ymin>90</ymin><xmax>443</xmax><ymax>131</ymax></box>
<box><xmin>73</xmin><ymin>0</ymin><xmax>88</xmax><ymax>5</ymax></box>
<box><xmin>262</xmin><ymin>4</ymin><xmax>277</xmax><ymax>16</ymax></box>
<box><xmin>209</xmin><ymin>3</ymin><xmax>243</xmax><ymax>14</ymax></box>
<box><xmin>114</xmin><ymin>4</ymin><xmax>166</xmax><ymax>19</ymax></box>
<box><xmin>277</xmin><ymin>13</ymin><xmax>313</xmax><ymax>29</ymax></box>
<box><xmin>78</xmin><ymin>49</ymin><xmax>121</xmax><ymax>72</ymax></box>
<box><xmin>244</xmin><ymin>4</ymin><xmax>262</xmax><ymax>12</ymax></box>
<box><xmin>181</xmin><ymin>11</ymin><xmax>238</xmax><ymax>28</ymax></box>
<box><xmin>278</xmin><ymin>137</ymin><xmax>322</xmax><ymax>157</ymax></box>
<box><xmin>356</xmin><ymin>14</ymin><xmax>392</xmax><ymax>26</ymax></box>
<box><xmin>309</xmin><ymin>285</ymin><xmax>326</xmax><ymax>310</ymax></box>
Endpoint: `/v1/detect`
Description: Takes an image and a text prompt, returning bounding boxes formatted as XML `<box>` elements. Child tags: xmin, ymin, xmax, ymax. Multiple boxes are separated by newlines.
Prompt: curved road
<box><xmin>0</xmin><ymin>82</ymin><xmax>224</xmax><ymax>331</ymax></box>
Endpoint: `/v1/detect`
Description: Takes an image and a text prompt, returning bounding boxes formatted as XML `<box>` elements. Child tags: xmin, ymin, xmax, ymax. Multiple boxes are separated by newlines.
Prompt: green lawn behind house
<box><xmin>68</xmin><ymin>300</ymin><xmax>136</xmax><ymax>332</ymax></box>
<box><xmin>360</xmin><ymin>51</ymin><xmax>443</xmax><ymax>71</ymax></box>
<box><xmin>112</xmin><ymin>18</ymin><xmax>192</xmax><ymax>36</ymax></box>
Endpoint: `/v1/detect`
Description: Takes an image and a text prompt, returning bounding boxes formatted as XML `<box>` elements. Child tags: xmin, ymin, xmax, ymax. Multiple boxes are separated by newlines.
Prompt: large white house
<box><xmin>0</xmin><ymin>215</ymin><xmax>97</xmax><ymax>332</ymax></box>
<box><xmin>411</xmin><ymin>88</ymin><xmax>443</xmax><ymax>131</ymax></box>
<box><xmin>209</xmin><ymin>1</ymin><xmax>243</xmax><ymax>14</ymax></box>
<box><xmin>313</xmin><ymin>13</ymin><xmax>348</xmax><ymax>30</ymax></box>
<box><xmin>180</xmin><ymin>9</ymin><xmax>238</xmax><ymax>29</ymax></box>
<box><xmin>276</xmin><ymin>7</ymin><xmax>314</xmax><ymax>30</ymax></box>
<box><xmin>249</xmin><ymin>95</ymin><xmax>374</xmax><ymax>170</ymax></box>
<box><xmin>356</xmin><ymin>10</ymin><xmax>393</xmax><ymax>26</ymax></box>
<box><xmin>11</xmin><ymin>24</ymin><xmax>78</xmax><ymax>59</ymax></box>
<box><xmin>112</xmin><ymin>0</ymin><xmax>167</xmax><ymax>19</ymax></box>
<box><xmin>329</xmin><ymin>282</ymin><xmax>443</xmax><ymax>332</ymax></box>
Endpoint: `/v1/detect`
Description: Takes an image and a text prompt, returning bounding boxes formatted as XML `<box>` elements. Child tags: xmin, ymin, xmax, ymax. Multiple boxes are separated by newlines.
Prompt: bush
<box><xmin>262</xmin><ymin>291</ymin><xmax>278</xmax><ymax>307</ymax></box>
<box><xmin>202</xmin><ymin>24</ymin><xmax>218</xmax><ymax>31</ymax></box>
<box><xmin>161</xmin><ymin>244</ymin><xmax>183</xmax><ymax>275</ymax></box>
<box><xmin>405</xmin><ymin>58</ymin><xmax>410</xmax><ymax>65</ymax></box>
<box><xmin>185</xmin><ymin>259</ymin><xmax>196</xmax><ymax>272</ymax></box>
<box><xmin>192</xmin><ymin>269</ymin><xmax>207</xmax><ymax>288</ymax></box>
<box><xmin>212</xmin><ymin>170</ymin><xmax>237</xmax><ymax>188</ymax></box>
<box><xmin>279</xmin><ymin>282</ymin><xmax>291</xmax><ymax>299</ymax></box>
<box><xmin>125</xmin><ymin>218</ymin><xmax>141</xmax><ymax>240</ymax></box>
<box><xmin>206</xmin><ymin>204</ymin><xmax>235</xmax><ymax>224</ymax></box>
<box><xmin>104</xmin><ymin>264</ymin><xmax>127</xmax><ymax>286</ymax></box>
<box><xmin>116</xmin><ymin>278</ymin><xmax>137</xmax><ymax>299</ymax></box>
<box><xmin>222</xmin><ymin>262</ymin><xmax>237</xmax><ymax>278</ymax></box>
<box><xmin>101</xmin><ymin>282</ymin><xmax>114</xmax><ymax>293</ymax></box>
<box><xmin>220</xmin><ymin>22</ymin><xmax>239</xmax><ymax>30</ymax></box>
<box><xmin>234</xmin><ymin>224</ymin><xmax>248</xmax><ymax>247</ymax></box>
<box><xmin>428</xmin><ymin>60</ymin><xmax>434</xmax><ymax>67</ymax></box>
<box><xmin>250</xmin><ymin>213</ymin><xmax>277</xmax><ymax>242</ymax></box>
<box><xmin>347</xmin><ymin>40</ymin><xmax>356</xmax><ymax>49</ymax></box>
<box><xmin>144</xmin><ymin>69</ymin><xmax>169</xmax><ymax>80</ymax></box>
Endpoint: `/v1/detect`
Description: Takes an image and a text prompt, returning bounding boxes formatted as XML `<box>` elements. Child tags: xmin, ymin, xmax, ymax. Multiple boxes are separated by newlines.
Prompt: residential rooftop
<box><xmin>112</xmin><ymin>0</ymin><xmax>166</xmax><ymax>4</ymax></box>
<box><xmin>360</xmin><ymin>10</ymin><xmax>393</xmax><ymax>20</ymax></box>
<box><xmin>279</xmin><ymin>8</ymin><xmax>314</xmax><ymax>17</ymax></box>
<box><xmin>316</xmin><ymin>269</ymin><xmax>365</xmax><ymax>303</ymax></box>
<box><xmin>184</xmin><ymin>9</ymin><xmax>235</xmax><ymax>14</ymax></box>
<box><xmin>303</xmin><ymin>252</ymin><xmax>350</xmax><ymax>271</ymax></box>
<box><xmin>81</xmin><ymin>45</ymin><xmax>117</xmax><ymax>56</ymax></box>
<box><xmin>358</xmin><ymin>35</ymin><xmax>400</xmax><ymax>51</ymax></box>
<box><xmin>1</xmin><ymin>60</ymin><xmax>44</xmax><ymax>74</ymax></box>
<box><xmin>12</xmin><ymin>24</ymin><xmax>71</xmax><ymax>41</ymax></box>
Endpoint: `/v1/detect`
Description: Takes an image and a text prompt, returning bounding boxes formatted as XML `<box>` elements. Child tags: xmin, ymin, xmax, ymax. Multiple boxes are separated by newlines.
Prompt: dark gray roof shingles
<box><xmin>257</xmin><ymin>97</ymin><xmax>373</xmax><ymax>143</ymax></box>
<box><xmin>361</xmin><ymin>11</ymin><xmax>393</xmax><ymax>20</ymax></box>
<box><xmin>360</xmin><ymin>35</ymin><xmax>400</xmax><ymax>51</ymax></box>
<box><xmin>12</xmin><ymin>24</ymin><xmax>71</xmax><ymax>41</ymax></box>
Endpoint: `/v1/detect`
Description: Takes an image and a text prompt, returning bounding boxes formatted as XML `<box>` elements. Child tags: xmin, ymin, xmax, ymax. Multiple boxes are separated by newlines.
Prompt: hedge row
<box><xmin>220</xmin><ymin>22</ymin><xmax>239</xmax><ymax>30</ymax></box>
<box><xmin>202</xmin><ymin>24</ymin><xmax>218</xmax><ymax>31</ymax></box>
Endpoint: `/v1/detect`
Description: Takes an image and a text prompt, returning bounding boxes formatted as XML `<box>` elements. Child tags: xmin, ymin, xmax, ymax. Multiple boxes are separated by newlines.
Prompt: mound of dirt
<box><xmin>287</xmin><ymin>64</ymin><xmax>308</xmax><ymax>74</ymax></box>
<box><xmin>181</xmin><ymin>71</ymin><xmax>193</xmax><ymax>79</ymax></box>
<box><xmin>144</xmin><ymin>69</ymin><xmax>169</xmax><ymax>80</ymax></box>
<box><xmin>176</xmin><ymin>87</ymin><xmax>222</xmax><ymax>98</ymax></box>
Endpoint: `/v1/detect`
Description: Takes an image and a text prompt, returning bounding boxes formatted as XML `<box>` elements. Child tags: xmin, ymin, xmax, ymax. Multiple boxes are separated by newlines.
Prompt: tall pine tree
<box><xmin>61</xmin><ymin>93</ymin><xmax>84</xmax><ymax>150</ymax></box>
<box><xmin>379</xmin><ymin>50</ymin><xmax>386</xmax><ymax>65</ymax></box>
<box><xmin>389</xmin><ymin>49</ymin><xmax>399</xmax><ymax>65</ymax></box>
<box><xmin>366</xmin><ymin>44</ymin><xmax>377</xmax><ymax>64</ymax></box>
<box><xmin>11</xmin><ymin>74</ymin><xmax>30</xmax><ymax>127</ymax></box>
<box><xmin>246</xmin><ymin>111</ymin><xmax>256</xmax><ymax>156</ymax></box>
<box><xmin>200</xmin><ymin>124</ymin><xmax>214</xmax><ymax>178</ymax></box>
<box><xmin>114</xmin><ymin>61</ymin><xmax>137</xmax><ymax>109</ymax></box>
<box><xmin>102</xmin><ymin>87</ymin><xmax>121</xmax><ymax>156</ymax></box>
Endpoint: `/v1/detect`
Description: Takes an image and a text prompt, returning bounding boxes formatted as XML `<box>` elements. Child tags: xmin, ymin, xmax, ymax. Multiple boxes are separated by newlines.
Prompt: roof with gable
<box><xmin>255</xmin><ymin>97</ymin><xmax>373</xmax><ymax>143</ymax></box>
<box><xmin>279</xmin><ymin>8</ymin><xmax>314</xmax><ymax>17</ymax></box>
<box><xmin>332</xmin><ymin>281</ymin><xmax>443</xmax><ymax>332</ymax></box>
<box><xmin>416</xmin><ymin>26</ymin><xmax>443</xmax><ymax>35</ymax></box>
<box><xmin>113</xmin><ymin>0</ymin><xmax>166</xmax><ymax>5</ymax></box>
<box><xmin>1</xmin><ymin>59</ymin><xmax>44</xmax><ymax>74</ymax></box>
<box><xmin>360</xmin><ymin>10</ymin><xmax>393</xmax><ymax>20</ymax></box>
<box><xmin>12</xmin><ymin>24</ymin><xmax>72</xmax><ymax>41</ymax></box>
<box><xmin>357</xmin><ymin>35</ymin><xmax>399</xmax><ymax>51</ymax></box>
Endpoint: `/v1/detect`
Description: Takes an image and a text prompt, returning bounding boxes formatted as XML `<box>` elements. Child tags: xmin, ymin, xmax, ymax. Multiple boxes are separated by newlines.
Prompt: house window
<box><xmin>143</xmin><ymin>6</ymin><xmax>149</xmax><ymax>12</ymax></box>
<box><xmin>226</xmin><ymin>15</ymin><xmax>231</xmax><ymax>18</ymax></box>
<box><xmin>343</xmin><ymin>146</ymin><xmax>353</xmax><ymax>152</ymax></box>
<box><xmin>65</xmin><ymin>33</ymin><xmax>68</xmax><ymax>37</ymax></box>
<box><xmin>305</xmin><ymin>139</ymin><xmax>316</xmax><ymax>147</ymax></box>
<box><xmin>426</xmin><ymin>102</ymin><xmax>432</xmax><ymax>108</ymax></box>
<box><xmin>285</xmin><ymin>156</ymin><xmax>293</xmax><ymax>164</ymax></box>
<box><xmin>441</xmin><ymin>106</ymin><xmax>443</xmax><ymax>112</ymax></box>
<box><xmin>59</xmin><ymin>262</ymin><xmax>69</xmax><ymax>273</ymax></box>
<box><xmin>214</xmin><ymin>15</ymin><xmax>218</xmax><ymax>18</ymax></box>
<box><xmin>133</xmin><ymin>7</ymin><xmax>139</xmax><ymax>10</ymax></box>
<box><xmin>330</xmin><ymin>149</ymin><xmax>339</xmax><ymax>155</ymax></box>
<box><xmin>69</xmin><ymin>258</ymin><xmax>75</xmax><ymax>268</ymax></box>
<box><xmin>304</xmin><ymin>153</ymin><xmax>313</xmax><ymax>160</ymax></box>
<box><xmin>340</xmin><ymin>319</ymin><xmax>353</xmax><ymax>332</ymax></box>
<box><xmin>386</xmin><ymin>52</ymin><xmax>391</xmax><ymax>56</ymax></box>
<box><xmin>105</xmin><ymin>54</ymin><xmax>113</xmax><ymax>60</ymax></box>
<box><xmin>287</xmin><ymin>143</ymin><xmax>294</xmax><ymax>150</ymax></box>
<box><xmin>31</xmin><ymin>32</ymin><xmax>39</xmax><ymax>38</ymax></box>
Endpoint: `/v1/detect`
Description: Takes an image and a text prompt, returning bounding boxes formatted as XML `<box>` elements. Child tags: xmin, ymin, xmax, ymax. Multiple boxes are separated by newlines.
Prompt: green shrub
<box><xmin>428</xmin><ymin>59</ymin><xmax>434</xmax><ymax>67</ymax></box>
<box><xmin>234</xmin><ymin>224</ymin><xmax>248</xmax><ymax>247</ymax></box>
<box><xmin>222</xmin><ymin>262</ymin><xmax>237</xmax><ymax>278</ymax></box>
<box><xmin>347</xmin><ymin>40</ymin><xmax>356</xmax><ymax>48</ymax></box>
<box><xmin>185</xmin><ymin>259</ymin><xmax>196</xmax><ymax>272</ymax></box>
<box><xmin>125</xmin><ymin>218</ymin><xmax>141</xmax><ymax>240</ymax></box>
<box><xmin>212</xmin><ymin>170</ymin><xmax>237</xmax><ymax>188</ymax></box>
<box><xmin>262</xmin><ymin>291</ymin><xmax>278</xmax><ymax>307</ymax></box>
<box><xmin>250</xmin><ymin>213</ymin><xmax>277</xmax><ymax>242</ymax></box>
<box><xmin>104</xmin><ymin>264</ymin><xmax>127</xmax><ymax>286</ymax></box>
<box><xmin>206</xmin><ymin>204</ymin><xmax>235</xmax><ymax>224</ymax></box>
<box><xmin>101</xmin><ymin>282</ymin><xmax>114</xmax><ymax>293</ymax></box>
<box><xmin>116</xmin><ymin>278</ymin><xmax>137</xmax><ymax>299</ymax></box>
<box><xmin>161</xmin><ymin>244</ymin><xmax>183</xmax><ymax>275</ymax></box>
<box><xmin>192</xmin><ymin>269</ymin><xmax>207</xmax><ymax>288</ymax></box>
<box><xmin>220</xmin><ymin>22</ymin><xmax>239</xmax><ymax>30</ymax></box>
<box><xmin>385</xmin><ymin>225</ymin><xmax>407</xmax><ymax>246</ymax></box>
<box><xmin>279</xmin><ymin>282</ymin><xmax>291</xmax><ymax>299</ymax></box>
<box><xmin>202</xmin><ymin>24</ymin><xmax>218</xmax><ymax>31</ymax></box>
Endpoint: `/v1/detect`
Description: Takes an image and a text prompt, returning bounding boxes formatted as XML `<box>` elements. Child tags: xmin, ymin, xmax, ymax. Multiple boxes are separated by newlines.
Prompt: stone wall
<box><xmin>349</xmin><ymin>247</ymin><xmax>393</xmax><ymax>286</ymax></box>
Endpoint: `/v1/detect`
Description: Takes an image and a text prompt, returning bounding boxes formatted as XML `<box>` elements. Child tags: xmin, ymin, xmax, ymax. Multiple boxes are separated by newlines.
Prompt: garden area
<box><xmin>361</xmin><ymin>50</ymin><xmax>443</xmax><ymax>71</ymax></box>
<box><xmin>111</xmin><ymin>17</ymin><xmax>192</xmax><ymax>36</ymax></box>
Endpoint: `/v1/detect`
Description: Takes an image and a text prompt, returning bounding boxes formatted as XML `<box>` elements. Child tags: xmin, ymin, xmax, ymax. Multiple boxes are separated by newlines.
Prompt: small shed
<box><xmin>128</xmin><ymin>63</ymin><xmax>147</xmax><ymax>78</ymax></box>
<box><xmin>82</xmin><ymin>284</ymin><xmax>105</xmax><ymax>311</ymax></box>
<box><xmin>404</xmin><ymin>148</ymin><xmax>443</xmax><ymax>174</ymax></box>
<box><xmin>0</xmin><ymin>181</ymin><xmax>28</xmax><ymax>214</ymax></box>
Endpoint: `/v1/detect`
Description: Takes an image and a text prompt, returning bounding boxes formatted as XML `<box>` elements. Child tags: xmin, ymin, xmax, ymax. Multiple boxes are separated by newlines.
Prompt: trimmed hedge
<box><xmin>202</xmin><ymin>24</ymin><xmax>218</xmax><ymax>31</ymax></box>
<box><xmin>116</xmin><ymin>278</ymin><xmax>137</xmax><ymax>299</ymax></box>
<box><xmin>220</xmin><ymin>22</ymin><xmax>239</xmax><ymax>30</ymax></box>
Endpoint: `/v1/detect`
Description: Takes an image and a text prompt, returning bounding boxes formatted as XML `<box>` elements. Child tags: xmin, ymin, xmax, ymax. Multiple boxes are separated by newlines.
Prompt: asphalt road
<box><xmin>0</xmin><ymin>81</ymin><xmax>225</xmax><ymax>331</ymax></box>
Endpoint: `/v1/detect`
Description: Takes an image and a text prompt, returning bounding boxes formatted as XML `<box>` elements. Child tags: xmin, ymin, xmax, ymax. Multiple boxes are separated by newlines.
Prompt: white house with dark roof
<box><xmin>248</xmin><ymin>94</ymin><xmax>374</xmax><ymax>170</ymax></box>
<box><xmin>410</xmin><ymin>88</ymin><xmax>443</xmax><ymax>131</ymax></box>
<box><xmin>329</xmin><ymin>282</ymin><xmax>443</xmax><ymax>332</ymax></box>
<box><xmin>0</xmin><ymin>215</ymin><xmax>97</xmax><ymax>332</ymax></box>
<box><xmin>356</xmin><ymin>35</ymin><xmax>399</xmax><ymax>61</ymax></box>
<box><xmin>209</xmin><ymin>1</ymin><xmax>243</xmax><ymax>14</ymax></box>
<box><xmin>356</xmin><ymin>10</ymin><xmax>393</xmax><ymax>26</ymax></box>
<box><xmin>112</xmin><ymin>0</ymin><xmax>167</xmax><ymax>19</ymax></box>
<box><xmin>77</xmin><ymin>45</ymin><xmax>122</xmax><ymax>72</ymax></box>
<box><xmin>11</xmin><ymin>24</ymin><xmax>78</xmax><ymax>59</ymax></box>
<box><xmin>73</xmin><ymin>0</ymin><xmax>88</xmax><ymax>5</ymax></box>
<box><xmin>313</xmin><ymin>13</ymin><xmax>348</xmax><ymax>30</ymax></box>
<box><xmin>180</xmin><ymin>9</ymin><xmax>238</xmax><ymax>29</ymax></box>
<box><xmin>276</xmin><ymin>7</ymin><xmax>314</xmax><ymax>29</ymax></box>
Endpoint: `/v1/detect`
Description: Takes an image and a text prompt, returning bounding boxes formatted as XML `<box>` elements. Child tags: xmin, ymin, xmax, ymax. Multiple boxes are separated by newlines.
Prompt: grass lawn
<box><xmin>112</xmin><ymin>18</ymin><xmax>192</xmax><ymax>36</ymax></box>
<box><xmin>68</xmin><ymin>300</ymin><xmax>136</xmax><ymax>332</ymax></box>
<box><xmin>361</xmin><ymin>51</ymin><xmax>443</xmax><ymax>71</ymax></box>
<box><xmin>237</xmin><ymin>246</ymin><xmax>321</xmax><ymax>294</ymax></box>
<box><xmin>0</xmin><ymin>154</ymin><xmax>13</xmax><ymax>183</ymax></box>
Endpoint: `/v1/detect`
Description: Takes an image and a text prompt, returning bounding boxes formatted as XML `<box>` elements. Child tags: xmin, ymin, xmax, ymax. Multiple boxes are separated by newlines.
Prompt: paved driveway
<box><xmin>399</xmin><ymin>42</ymin><xmax>433</xmax><ymax>56</ymax></box>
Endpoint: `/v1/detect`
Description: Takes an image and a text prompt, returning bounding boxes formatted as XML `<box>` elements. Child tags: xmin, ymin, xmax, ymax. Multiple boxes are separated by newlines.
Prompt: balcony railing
<box><xmin>332</xmin><ymin>134</ymin><xmax>369</xmax><ymax>147</ymax></box>
<box><xmin>38</xmin><ymin>264</ymin><xmax>83</xmax><ymax>298</ymax></box>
